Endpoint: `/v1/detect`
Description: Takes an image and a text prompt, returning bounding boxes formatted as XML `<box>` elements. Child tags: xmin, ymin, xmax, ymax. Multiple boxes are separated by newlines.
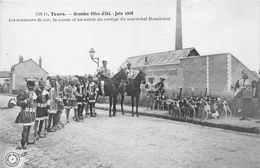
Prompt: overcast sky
<box><xmin>0</xmin><ymin>0</ymin><xmax>259</xmax><ymax>75</ymax></box>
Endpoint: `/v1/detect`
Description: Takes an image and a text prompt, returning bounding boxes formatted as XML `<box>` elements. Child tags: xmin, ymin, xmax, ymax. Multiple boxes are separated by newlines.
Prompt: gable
<box><xmin>13</xmin><ymin>59</ymin><xmax>48</xmax><ymax>76</ymax></box>
<box><xmin>12</xmin><ymin>59</ymin><xmax>48</xmax><ymax>75</ymax></box>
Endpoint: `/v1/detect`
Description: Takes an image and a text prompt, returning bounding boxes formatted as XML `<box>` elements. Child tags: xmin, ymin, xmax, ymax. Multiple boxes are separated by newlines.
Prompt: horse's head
<box><xmin>112</xmin><ymin>68</ymin><xmax>128</xmax><ymax>81</ymax></box>
<box><xmin>135</xmin><ymin>69</ymin><xmax>146</xmax><ymax>84</ymax></box>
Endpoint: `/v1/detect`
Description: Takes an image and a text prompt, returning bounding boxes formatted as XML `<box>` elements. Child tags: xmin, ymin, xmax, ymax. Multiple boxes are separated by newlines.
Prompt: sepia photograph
<box><xmin>0</xmin><ymin>0</ymin><xmax>260</xmax><ymax>167</ymax></box>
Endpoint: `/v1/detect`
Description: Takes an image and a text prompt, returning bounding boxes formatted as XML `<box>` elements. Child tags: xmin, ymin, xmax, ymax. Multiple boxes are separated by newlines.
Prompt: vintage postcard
<box><xmin>0</xmin><ymin>0</ymin><xmax>260</xmax><ymax>168</ymax></box>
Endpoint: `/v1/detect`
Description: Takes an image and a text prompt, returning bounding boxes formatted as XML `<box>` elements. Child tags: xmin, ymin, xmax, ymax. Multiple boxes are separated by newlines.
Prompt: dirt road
<box><xmin>0</xmin><ymin>95</ymin><xmax>260</xmax><ymax>168</ymax></box>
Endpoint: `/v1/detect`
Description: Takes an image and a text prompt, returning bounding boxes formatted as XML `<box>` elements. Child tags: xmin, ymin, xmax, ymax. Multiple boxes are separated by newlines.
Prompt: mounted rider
<box><xmin>125</xmin><ymin>62</ymin><xmax>135</xmax><ymax>95</ymax></box>
<box><xmin>97</xmin><ymin>60</ymin><xmax>111</xmax><ymax>96</ymax></box>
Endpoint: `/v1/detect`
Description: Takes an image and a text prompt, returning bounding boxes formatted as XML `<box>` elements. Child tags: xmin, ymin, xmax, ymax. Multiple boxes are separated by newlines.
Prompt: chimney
<box><xmin>39</xmin><ymin>57</ymin><xmax>42</xmax><ymax>67</ymax></box>
<box><xmin>19</xmin><ymin>55</ymin><xmax>23</xmax><ymax>63</ymax></box>
<box><xmin>175</xmin><ymin>0</ymin><xmax>183</xmax><ymax>50</ymax></box>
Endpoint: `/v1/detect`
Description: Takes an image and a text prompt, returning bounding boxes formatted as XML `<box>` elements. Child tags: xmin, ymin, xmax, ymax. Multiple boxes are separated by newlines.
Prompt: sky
<box><xmin>0</xmin><ymin>0</ymin><xmax>259</xmax><ymax>76</ymax></box>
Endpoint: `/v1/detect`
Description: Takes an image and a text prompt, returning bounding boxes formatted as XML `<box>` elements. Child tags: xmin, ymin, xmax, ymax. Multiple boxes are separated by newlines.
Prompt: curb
<box><xmin>96</xmin><ymin>105</ymin><xmax>260</xmax><ymax>135</ymax></box>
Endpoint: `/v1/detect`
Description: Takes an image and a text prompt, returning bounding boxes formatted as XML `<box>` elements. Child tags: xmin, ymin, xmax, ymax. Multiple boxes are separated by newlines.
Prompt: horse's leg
<box><xmin>131</xmin><ymin>96</ymin><xmax>134</xmax><ymax>117</ymax></box>
<box><xmin>109</xmin><ymin>96</ymin><xmax>112</xmax><ymax>117</ymax></box>
<box><xmin>113</xmin><ymin>96</ymin><xmax>117</xmax><ymax>117</ymax></box>
<box><xmin>136</xmin><ymin>95</ymin><xmax>140</xmax><ymax>117</ymax></box>
<box><xmin>121</xmin><ymin>93</ymin><xmax>125</xmax><ymax>115</ymax></box>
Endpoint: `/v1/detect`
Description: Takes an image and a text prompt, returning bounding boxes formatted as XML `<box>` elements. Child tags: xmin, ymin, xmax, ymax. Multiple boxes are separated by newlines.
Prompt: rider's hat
<box><xmin>127</xmin><ymin>62</ymin><xmax>131</xmax><ymax>66</ymax></box>
<box><xmin>160</xmin><ymin>77</ymin><xmax>165</xmax><ymax>81</ymax></box>
<box><xmin>102</xmin><ymin>60</ymin><xmax>107</xmax><ymax>63</ymax></box>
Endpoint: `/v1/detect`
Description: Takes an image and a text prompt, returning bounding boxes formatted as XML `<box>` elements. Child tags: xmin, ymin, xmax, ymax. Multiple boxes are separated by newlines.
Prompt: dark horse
<box><xmin>97</xmin><ymin>68</ymin><xmax>127</xmax><ymax>117</ymax></box>
<box><xmin>119</xmin><ymin>69</ymin><xmax>146</xmax><ymax>117</ymax></box>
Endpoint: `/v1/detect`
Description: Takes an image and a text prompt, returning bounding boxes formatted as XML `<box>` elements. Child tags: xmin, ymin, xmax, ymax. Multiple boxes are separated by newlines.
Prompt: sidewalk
<box><xmin>95</xmin><ymin>103</ymin><xmax>260</xmax><ymax>134</ymax></box>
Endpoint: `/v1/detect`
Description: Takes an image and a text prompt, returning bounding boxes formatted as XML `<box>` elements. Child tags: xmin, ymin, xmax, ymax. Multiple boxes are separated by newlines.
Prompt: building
<box><xmin>121</xmin><ymin>48</ymin><xmax>259</xmax><ymax>98</ymax></box>
<box><xmin>0</xmin><ymin>71</ymin><xmax>11</xmax><ymax>93</ymax></box>
<box><xmin>10</xmin><ymin>56</ymin><xmax>48</xmax><ymax>93</ymax></box>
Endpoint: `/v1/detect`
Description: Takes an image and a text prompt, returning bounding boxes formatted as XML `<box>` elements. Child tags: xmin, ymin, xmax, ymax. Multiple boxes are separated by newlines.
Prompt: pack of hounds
<box><xmin>164</xmin><ymin>96</ymin><xmax>232</xmax><ymax>120</ymax></box>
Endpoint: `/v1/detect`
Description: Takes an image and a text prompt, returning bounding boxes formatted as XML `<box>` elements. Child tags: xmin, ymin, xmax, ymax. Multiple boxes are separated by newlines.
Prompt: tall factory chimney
<box><xmin>175</xmin><ymin>0</ymin><xmax>183</xmax><ymax>50</ymax></box>
<box><xmin>39</xmin><ymin>57</ymin><xmax>42</xmax><ymax>68</ymax></box>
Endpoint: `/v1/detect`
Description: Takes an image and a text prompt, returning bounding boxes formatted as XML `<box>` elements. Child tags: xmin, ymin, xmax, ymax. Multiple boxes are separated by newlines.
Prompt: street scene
<box><xmin>0</xmin><ymin>95</ymin><xmax>260</xmax><ymax>168</ymax></box>
<box><xmin>1</xmin><ymin>0</ymin><xmax>260</xmax><ymax>168</ymax></box>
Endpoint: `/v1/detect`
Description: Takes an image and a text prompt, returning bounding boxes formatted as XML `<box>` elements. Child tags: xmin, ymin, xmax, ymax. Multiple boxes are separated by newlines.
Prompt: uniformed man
<box><xmin>235</xmin><ymin>69</ymin><xmax>256</xmax><ymax>120</ymax></box>
<box><xmin>125</xmin><ymin>62</ymin><xmax>135</xmax><ymax>95</ymax></box>
<box><xmin>154</xmin><ymin>77</ymin><xmax>166</xmax><ymax>109</ymax></box>
<box><xmin>155</xmin><ymin>77</ymin><xmax>165</xmax><ymax>96</ymax></box>
<box><xmin>15</xmin><ymin>78</ymin><xmax>37</xmax><ymax>149</ymax></box>
<box><xmin>34</xmin><ymin>80</ymin><xmax>50</xmax><ymax>139</ymax></box>
<box><xmin>125</xmin><ymin>62</ymin><xmax>135</xmax><ymax>80</ymax></box>
<box><xmin>144</xmin><ymin>77</ymin><xmax>156</xmax><ymax>110</ymax></box>
<box><xmin>87</xmin><ymin>75</ymin><xmax>99</xmax><ymax>117</ymax></box>
<box><xmin>97</xmin><ymin>60</ymin><xmax>111</xmax><ymax>96</ymax></box>
<box><xmin>256</xmin><ymin>72</ymin><xmax>260</xmax><ymax>115</ymax></box>
<box><xmin>47</xmin><ymin>79</ymin><xmax>57</xmax><ymax>132</ymax></box>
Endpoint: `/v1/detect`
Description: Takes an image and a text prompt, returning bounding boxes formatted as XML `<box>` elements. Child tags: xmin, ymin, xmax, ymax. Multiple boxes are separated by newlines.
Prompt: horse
<box><xmin>119</xmin><ymin>69</ymin><xmax>146</xmax><ymax>117</ymax></box>
<box><xmin>97</xmin><ymin>68</ymin><xmax>127</xmax><ymax>117</ymax></box>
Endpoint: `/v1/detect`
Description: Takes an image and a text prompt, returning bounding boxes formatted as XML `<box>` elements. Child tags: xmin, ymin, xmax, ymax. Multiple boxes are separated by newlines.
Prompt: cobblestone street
<box><xmin>1</xmin><ymin>95</ymin><xmax>260</xmax><ymax>168</ymax></box>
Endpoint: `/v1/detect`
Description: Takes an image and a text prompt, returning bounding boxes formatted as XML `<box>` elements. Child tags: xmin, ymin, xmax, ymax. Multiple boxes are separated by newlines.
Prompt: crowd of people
<box><xmin>14</xmin><ymin>74</ymin><xmax>101</xmax><ymax>149</ymax></box>
<box><xmin>13</xmin><ymin>59</ymin><xmax>260</xmax><ymax>149</ymax></box>
<box><xmin>14</xmin><ymin>59</ymin><xmax>143</xmax><ymax>150</ymax></box>
<box><xmin>144</xmin><ymin>76</ymin><xmax>166</xmax><ymax>110</ymax></box>
<box><xmin>14</xmin><ymin>59</ymin><xmax>115</xmax><ymax>150</ymax></box>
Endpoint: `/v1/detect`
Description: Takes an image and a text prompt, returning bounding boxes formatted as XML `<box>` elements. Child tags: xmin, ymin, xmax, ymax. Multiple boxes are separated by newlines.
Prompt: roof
<box><xmin>121</xmin><ymin>47</ymin><xmax>199</xmax><ymax>68</ymax></box>
<box><xmin>251</xmin><ymin>71</ymin><xmax>260</xmax><ymax>78</ymax></box>
<box><xmin>11</xmin><ymin>59</ymin><xmax>48</xmax><ymax>74</ymax></box>
<box><xmin>0</xmin><ymin>71</ymin><xmax>11</xmax><ymax>78</ymax></box>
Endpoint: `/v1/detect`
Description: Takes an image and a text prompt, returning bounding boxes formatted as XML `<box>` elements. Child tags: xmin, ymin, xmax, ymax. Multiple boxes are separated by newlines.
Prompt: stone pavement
<box><xmin>95</xmin><ymin>103</ymin><xmax>260</xmax><ymax>134</ymax></box>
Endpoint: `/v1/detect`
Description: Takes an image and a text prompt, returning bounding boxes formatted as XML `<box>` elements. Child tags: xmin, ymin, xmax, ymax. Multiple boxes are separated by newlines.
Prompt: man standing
<box><xmin>35</xmin><ymin>80</ymin><xmax>50</xmax><ymax>139</ymax></box>
<box><xmin>144</xmin><ymin>77</ymin><xmax>156</xmax><ymax>110</ymax></box>
<box><xmin>235</xmin><ymin>69</ymin><xmax>256</xmax><ymax>120</ymax></box>
<box><xmin>15</xmin><ymin>78</ymin><xmax>37</xmax><ymax>149</ymax></box>
<box><xmin>47</xmin><ymin>79</ymin><xmax>58</xmax><ymax>132</ymax></box>
<box><xmin>97</xmin><ymin>60</ymin><xmax>111</xmax><ymax>96</ymax></box>
<box><xmin>87</xmin><ymin>75</ymin><xmax>99</xmax><ymax>117</ymax></box>
<box><xmin>154</xmin><ymin>78</ymin><xmax>166</xmax><ymax>109</ymax></box>
<box><xmin>256</xmin><ymin>71</ymin><xmax>260</xmax><ymax>116</ymax></box>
